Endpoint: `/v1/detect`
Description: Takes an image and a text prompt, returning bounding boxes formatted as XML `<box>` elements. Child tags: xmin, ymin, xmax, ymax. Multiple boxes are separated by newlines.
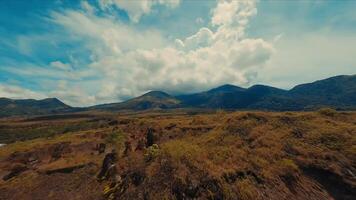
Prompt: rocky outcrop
<box><xmin>2</xmin><ymin>164</ymin><xmax>28</xmax><ymax>181</ymax></box>
<box><xmin>98</xmin><ymin>150</ymin><xmax>117</xmax><ymax>180</ymax></box>
<box><xmin>146</xmin><ymin>128</ymin><xmax>155</xmax><ymax>147</ymax></box>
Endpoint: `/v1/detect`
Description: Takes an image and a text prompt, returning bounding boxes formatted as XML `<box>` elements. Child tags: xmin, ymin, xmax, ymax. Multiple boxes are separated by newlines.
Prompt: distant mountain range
<box><xmin>1</xmin><ymin>75</ymin><xmax>355</xmax><ymax>117</ymax></box>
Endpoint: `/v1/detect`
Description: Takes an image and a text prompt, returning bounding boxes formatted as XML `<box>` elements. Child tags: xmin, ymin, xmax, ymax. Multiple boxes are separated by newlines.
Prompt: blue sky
<box><xmin>0</xmin><ymin>0</ymin><xmax>356</xmax><ymax>106</ymax></box>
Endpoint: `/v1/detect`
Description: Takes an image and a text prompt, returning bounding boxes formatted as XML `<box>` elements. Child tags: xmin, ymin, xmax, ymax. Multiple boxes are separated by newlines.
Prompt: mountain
<box><xmin>1</xmin><ymin>75</ymin><xmax>355</xmax><ymax>117</ymax></box>
<box><xmin>0</xmin><ymin>98</ymin><xmax>71</xmax><ymax>117</ymax></box>
<box><xmin>176</xmin><ymin>84</ymin><xmax>246</xmax><ymax>108</ymax></box>
<box><xmin>177</xmin><ymin>84</ymin><xmax>287</xmax><ymax>109</ymax></box>
<box><xmin>248</xmin><ymin>75</ymin><xmax>356</xmax><ymax>110</ymax></box>
<box><xmin>288</xmin><ymin>75</ymin><xmax>356</xmax><ymax>108</ymax></box>
<box><xmin>176</xmin><ymin>75</ymin><xmax>355</xmax><ymax>110</ymax></box>
<box><xmin>91</xmin><ymin>91</ymin><xmax>180</xmax><ymax>111</ymax></box>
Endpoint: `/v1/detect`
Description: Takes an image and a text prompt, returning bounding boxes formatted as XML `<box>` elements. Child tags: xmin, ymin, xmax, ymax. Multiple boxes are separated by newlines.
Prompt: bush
<box><xmin>144</xmin><ymin>144</ymin><xmax>160</xmax><ymax>162</ymax></box>
<box><xmin>105</xmin><ymin>130</ymin><xmax>126</xmax><ymax>153</ymax></box>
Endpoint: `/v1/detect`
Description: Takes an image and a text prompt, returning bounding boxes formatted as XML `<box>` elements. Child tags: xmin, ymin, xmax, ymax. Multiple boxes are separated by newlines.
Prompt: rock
<box><xmin>106</xmin><ymin>164</ymin><xmax>118</xmax><ymax>181</ymax></box>
<box><xmin>2</xmin><ymin>164</ymin><xmax>28</xmax><ymax>181</ymax></box>
<box><xmin>28</xmin><ymin>156</ymin><xmax>39</xmax><ymax>165</ymax></box>
<box><xmin>146</xmin><ymin>128</ymin><xmax>154</xmax><ymax>147</ymax></box>
<box><xmin>98</xmin><ymin>150</ymin><xmax>117</xmax><ymax>180</ymax></box>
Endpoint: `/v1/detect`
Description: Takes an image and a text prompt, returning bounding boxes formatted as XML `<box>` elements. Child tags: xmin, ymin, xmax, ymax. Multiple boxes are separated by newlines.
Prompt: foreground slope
<box><xmin>0</xmin><ymin>110</ymin><xmax>355</xmax><ymax>199</ymax></box>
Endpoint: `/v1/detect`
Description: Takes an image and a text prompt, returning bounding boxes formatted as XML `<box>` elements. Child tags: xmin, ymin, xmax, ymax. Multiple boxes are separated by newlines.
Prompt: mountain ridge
<box><xmin>1</xmin><ymin>74</ymin><xmax>355</xmax><ymax>117</ymax></box>
<box><xmin>0</xmin><ymin>97</ymin><xmax>72</xmax><ymax>117</ymax></box>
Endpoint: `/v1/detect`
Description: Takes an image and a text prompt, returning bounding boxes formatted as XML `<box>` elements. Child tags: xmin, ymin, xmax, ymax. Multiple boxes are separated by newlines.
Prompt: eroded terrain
<box><xmin>0</xmin><ymin>110</ymin><xmax>355</xmax><ymax>200</ymax></box>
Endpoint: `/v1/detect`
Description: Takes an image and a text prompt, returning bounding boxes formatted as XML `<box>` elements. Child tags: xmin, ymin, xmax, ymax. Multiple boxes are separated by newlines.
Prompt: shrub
<box><xmin>105</xmin><ymin>130</ymin><xmax>126</xmax><ymax>153</ymax></box>
<box><xmin>144</xmin><ymin>144</ymin><xmax>160</xmax><ymax>162</ymax></box>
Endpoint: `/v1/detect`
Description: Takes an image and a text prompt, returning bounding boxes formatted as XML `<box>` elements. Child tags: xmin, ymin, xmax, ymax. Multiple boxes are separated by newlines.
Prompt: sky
<box><xmin>0</xmin><ymin>0</ymin><xmax>356</xmax><ymax>106</ymax></box>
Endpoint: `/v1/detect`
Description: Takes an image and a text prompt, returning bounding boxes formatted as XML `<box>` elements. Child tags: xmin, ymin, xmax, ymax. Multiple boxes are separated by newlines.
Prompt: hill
<box><xmin>0</xmin><ymin>98</ymin><xmax>72</xmax><ymax>117</ymax></box>
<box><xmin>177</xmin><ymin>84</ymin><xmax>287</xmax><ymax>109</ymax></box>
<box><xmin>176</xmin><ymin>75</ymin><xmax>355</xmax><ymax>110</ymax></box>
<box><xmin>91</xmin><ymin>91</ymin><xmax>180</xmax><ymax>111</ymax></box>
<box><xmin>288</xmin><ymin>75</ymin><xmax>356</xmax><ymax>108</ymax></box>
<box><xmin>0</xmin><ymin>75</ymin><xmax>355</xmax><ymax>117</ymax></box>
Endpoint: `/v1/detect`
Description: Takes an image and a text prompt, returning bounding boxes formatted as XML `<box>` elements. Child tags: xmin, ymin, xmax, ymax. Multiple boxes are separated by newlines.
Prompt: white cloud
<box><xmin>2</xmin><ymin>0</ymin><xmax>356</xmax><ymax>107</ymax></box>
<box><xmin>0</xmin><ymin>84</ymin><xmax>47</xmax><ymax>100</ymax></box>
<box><xmin>98</xmin><ymin>0</ymin><xmax>180</xmax><ymax>22</ymax></box>
<box><xmin>51</xmin><ymin>9</ymin><xmax>167</xmax><ymax>54</ymax></box>
<box><xmin>43</xmin><ymin>0</ymin><xmax>274</xmax><ymax>105</ymax></box>
<box><xmin>0</xmin><ymin>0</ymin><xmax>273</xmax><ymax>106</ymax></box>
<box><xmin>212</xmin><ymin>0</ymin><xmax>257</xmax><ymax>27</ymax></box>
<box><xmin>81</xmin><ymin>1</ymin><xmax>96</xmax><ymax>14</ymax></box>
<box><xmin>49</xmin><ymin>80</ymin><xmax>97</xmax><ymax>106</ymax></box>
<box><xmin>183</xmin><ymin>27</ymin><xmax>214</xmax><ymax>50</ymax></box>
<box><xmin>50</xmin><ymin>60</ymin><xmax>72</xmax><ymax>70</ymax></box>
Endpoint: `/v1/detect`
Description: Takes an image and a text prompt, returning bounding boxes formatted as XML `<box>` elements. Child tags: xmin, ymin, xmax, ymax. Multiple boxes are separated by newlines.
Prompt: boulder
<box><xmin>98</xmin><ymin>150</ymin><xmax>117</xmax><ymax>180</ymax></box>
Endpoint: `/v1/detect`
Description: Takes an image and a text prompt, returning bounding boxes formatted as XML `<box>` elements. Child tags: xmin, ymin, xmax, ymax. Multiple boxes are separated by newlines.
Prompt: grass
<box><xmin>0</xmin><ymin>110</ymin><xmax>355</xmax><ymax>200</ymax></box>
<box><xmin>0</xmin><ymin>118</ymin><xmax>111</xmax><ymax>143</ymax></box>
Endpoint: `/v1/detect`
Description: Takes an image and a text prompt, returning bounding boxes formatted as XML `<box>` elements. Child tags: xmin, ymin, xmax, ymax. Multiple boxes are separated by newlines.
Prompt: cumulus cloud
<box><xmin>98</xmin><ymin>0</ymin><xmax>180</xmax><ymax>22</ymax></box>
<box><xmin>212</xmin><ymin>0</ymin><xmax>257</xmax><ymax>27</ymax></box>
<box><xmin>44</xmin><ymin>0</ymin><xmax>274</xmax><ymax>105</ymax></box>
<box><xmin>1</xmin><ymin>0</ymin><xmax>273</xmax><ymax>106</ymax></box>
<box><xmin>182</xmin><ymin>27</ymin><xmax>214</xmax><ymax>50</ymax></box>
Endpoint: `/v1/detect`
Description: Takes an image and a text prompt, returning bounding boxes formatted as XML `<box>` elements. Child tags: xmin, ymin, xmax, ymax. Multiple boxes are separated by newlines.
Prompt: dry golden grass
<box><xmin>0</xmin><ymin>110</ymin><xmax>355</xmax><ymax>200</ymax></box>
